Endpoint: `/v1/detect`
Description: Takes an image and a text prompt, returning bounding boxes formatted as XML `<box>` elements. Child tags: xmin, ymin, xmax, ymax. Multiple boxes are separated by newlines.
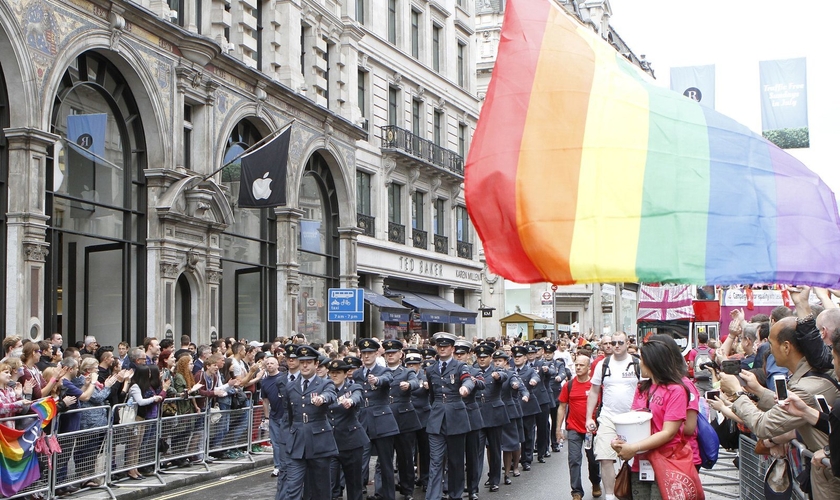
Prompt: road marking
<box><xmin>150</xmin><ymin>466</ymin><xmax>273</xmax><ymax>499</ymax></box>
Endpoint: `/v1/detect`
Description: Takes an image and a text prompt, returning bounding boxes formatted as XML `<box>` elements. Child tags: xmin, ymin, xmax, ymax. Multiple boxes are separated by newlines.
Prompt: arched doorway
<box><xmin>45</xmin><ymin>51</ymin><xmax>147</xmax><ymax>347</ymax></box>
<box><xmin>297</xmin><ymin>151</ymin><xmax>340</xmax><ymax>343</ymax></box>
<box><xmin>219</xmin><ymin>119</ymin><xmax>277</xmax><ymax>341</ymax></box>
<box><xmin>174</xmin><ymin>274</ymin><xmax>192</xmax><ymax>339</ymax></box>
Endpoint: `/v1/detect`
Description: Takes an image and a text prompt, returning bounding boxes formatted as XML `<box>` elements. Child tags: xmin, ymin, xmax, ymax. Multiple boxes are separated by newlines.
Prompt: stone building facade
<box><xmin>0</xmin><ymin>0</ymin><xmax>485</xmax><ymax>347</ymax></box>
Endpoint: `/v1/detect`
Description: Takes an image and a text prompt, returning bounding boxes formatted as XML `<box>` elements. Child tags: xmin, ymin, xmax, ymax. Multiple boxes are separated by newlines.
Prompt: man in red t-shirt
<box><xmin>556</xmin><ymin>355</ymin><xmax>602</xmax><ymax>500</ymax></box>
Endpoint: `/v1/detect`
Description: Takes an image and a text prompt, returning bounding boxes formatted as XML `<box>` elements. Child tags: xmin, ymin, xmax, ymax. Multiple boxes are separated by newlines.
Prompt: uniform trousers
<box><xmin>550</xmin><ymin>404</ymin><xmax>561</xmax><ymax>448</ymax></box>
<box><xmin>393</xmin><ymin>432</ymin><xmax>417</xmax><ymax>495</ymax></box>
<box><xmin>465</xmin><ymin>428</ymin><xmax>483</xmax><ymax>494</ymax></box>
<box><xmin>520</xmin><ymin>414</ymin><xmax>537</xmax><ymax>465</ymax></box>
<box><xmin>428</xmin><ymin>432</ymin><xmax>466</xmax><ymax>500</ymax></box>
<box><xmin>362</xmin><ymin>437</ymin><xmax>396</xmax><ymax>500</ymax></box>
<box><xmin>536</xmin><ymin>404</ymin><xmax>551</xmax><ymax>458</ymax></box>
<box><xmin>479</xmin><ymin>426</ymin><xmax>503</xmax><ymax>487</ymax></box>
<box><xmin>273</xmin><ymin>424</ymin><xmax>290</xmax><ymax>500</ymax></box>
<box><xmin>414</xmin><ymin>428</ymin><xmax>430</xmax><ymax>488</ymax></box>
<box><xmin>286</xmin><ymin>456</ymin><xmax>331</xmax><ymax>500</ymax></box>
<box><xmin>331</xmin><ymin>447</ymin><xmax>364</xmax><ymax>500</ymax></box>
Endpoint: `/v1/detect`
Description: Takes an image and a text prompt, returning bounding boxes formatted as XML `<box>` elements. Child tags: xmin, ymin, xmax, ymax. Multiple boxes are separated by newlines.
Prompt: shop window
<box><xmin>46</xmin><ymin>51</ymin><xmax>147</xmax><ymax>346</ymax></box>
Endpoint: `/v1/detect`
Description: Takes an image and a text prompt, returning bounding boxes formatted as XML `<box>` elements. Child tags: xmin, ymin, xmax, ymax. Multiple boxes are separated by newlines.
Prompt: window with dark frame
<box><xmin>432</xmin><ymin>24</ymin><xmax>441</xmax><ymax>72</ymax></box>
<box><xmin>183</xmin><ymin>103</ymin><xmax>193</xmax><ymax>170</ymax></box>
<box><xmin>412</xmin><ymin>99</ymin><xmax>421</xmax><ymax>136</ymax></box>
<box><xmin>356</xmin><ymin>171</ymin><xmax>371</xmax><ymax>215</ymax></box>
<box><xmin>457</xmin><ymin>40</ymin><xmax>466</xmax><ymax>87</ymax></box>
<box><xmin>411</xmin><ymin>9</ymin><xmax>420</xmax><ymax>58</ymax></box>
<box><xmin>459</xmin><ymin>123</ymin><xmax>467</xmax><ymax>157</ymax></box>
<box><xmin>388</xmin><ymin>0</ymin><xmax>397</xmax><ymax>44</ymax></box>
<box><xmin>434</xmin><ymin>198</ymin><xmax>445</xmax><ymax>235</ymax></box>
<box><xmin>434</xmin><ymin>109</ymin><xmax>443</xmax><ymax>146</ymax></box>
<box><xmin>356</xmin><ymin>0</ymin><xmax>365</xmax><ymax>24</ymax></box>
<box><xmin>412</xmin><ymin>191</ymin><xmax>424</xmax><ymax>229</ymax></box>
<box><xmin>457</xmin><ymin>205</ymin><xmax>470</xmax><ymax>243</ymax></box>
<box><xmin>388</xmin><ymin>86</ymin><xmax>399</xmax><ymax>126</ymax></box>
<box><xmin>388</xmin><ymin>183</ymin><xmax>402</xmax><ymax>224</ymax></box>
<box><xmin>358</xmin><ymin>69</ymin><xmax>367</xmax><ymax>126</ymax></box>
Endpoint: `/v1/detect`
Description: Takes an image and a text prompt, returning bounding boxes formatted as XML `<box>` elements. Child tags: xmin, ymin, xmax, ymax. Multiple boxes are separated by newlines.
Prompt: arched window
<box><xmin>46</xmin><ymin>51</ymin><xmax>147</xmax><ymax>347</ymax></box>
<box><xmin>220</xmin><ymin>119</ymin><xmax>277</xmax><ymax>341</ymax></box>
<box><xmin>297</xmin><ymin>152</ymin><xmax>340</xmax><ymax>343</ymax></box>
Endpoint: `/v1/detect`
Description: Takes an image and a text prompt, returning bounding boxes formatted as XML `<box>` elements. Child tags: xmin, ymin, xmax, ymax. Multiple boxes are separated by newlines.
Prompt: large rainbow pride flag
<box><xmin>465</xmin><ymin>0</ymin><xmax>840</xmax><ymax>286</ymax></box>
<box><xmin>0</xmin><ymin>398</ymin><xmax>56</xmax><ymax>495</ymax></box>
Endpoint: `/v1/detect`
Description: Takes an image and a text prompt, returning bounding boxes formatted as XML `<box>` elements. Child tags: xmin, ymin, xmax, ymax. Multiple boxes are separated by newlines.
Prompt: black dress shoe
<box><xmin>484</xmin><ymin>479</ymin><xmax>491</xmax><ymax>486</ymax></box>
<box><xmin>489</xmin><ymin>485</ymin><xmax>499</xmax><ymax>492</ymax></box>
<box><xmin>537</xmin><ymin>457</ymin><xmax>546</xmax><ymax>463</ymax></box>
<box><xmin>551</xmin><ymin>445</ymin><xmax>561</xmax><ymax>452</ymax></box>
<box><xmin>544</xmin><ymin>450</ymin><xmax>551</xmax><ymax>457</ymax></box>
<box><xmin>470</xmin><ymin>494</ymin><xmax>479</xmax><ymax>500</ymax></box>
<box><xmin>522</xmin><ymin>463</ymin><xmax>531</xmax><ymax>471</ymax></box>
<box><xmin>504</xmin><ymin>476</ymin><xmax>512</xmax><ymax>485</ymax></box>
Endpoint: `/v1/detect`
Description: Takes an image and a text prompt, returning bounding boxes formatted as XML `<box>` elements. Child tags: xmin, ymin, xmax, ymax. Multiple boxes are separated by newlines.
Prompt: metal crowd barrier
<box><xmin>157</xmin><ymin>395</ymin><xmax>211</xmax><ymax>475</ymax></box>
<box><xmin>250</xmin><ymin>403</ymin><xmax>272</xmax><ymax>453</ymax></box>
<box><xmin>205</xmin><ymin>392</ymin><xmax>255</xmax><ymax>463</ymax></box>
<box><xmin>0</xmin><ymin>391</ymin><xmax>266</xmax><ymax>498</ymax></box>
<box><xmin>52</xmin><ymin>406</ymin><xmax>116</xmax><ymax>498</ymax></box>
<box><xmin>739</xmin><ymin>434</ymin><xmax>829</xmax><ymax>500</ymax></box>
<box><xmin>3</xmin><ymin>413</ymin><xmax>55</xmax><ymax>500</ymax></box>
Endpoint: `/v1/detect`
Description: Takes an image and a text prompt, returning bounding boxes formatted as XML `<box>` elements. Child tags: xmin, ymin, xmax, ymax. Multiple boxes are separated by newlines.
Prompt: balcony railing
<box><xmin>412</xmin><ymin>229</ymin><xmax>428</xmax><ymax>249</ymax></box>
<box><xmin>357</xmin><ymin>213</ymin><xmax>375</xmax><ymax>237</ymax></box>
<box><xmin>457</xmin><ymin>240</ymin><xmax>473</xmax><ymax>259</ymax></box>
<box><xmin>388</xmin><ymin>222</ymin><xmax>405</xmax><ymax>244</ymax></box>
<box><xmin>380</xmin><ymin>125</ymin><xmax>464</xmax><ymax>176</ymax></box>
<box><xmin>434</xmin><ymin>234</ymin><xmax>448</xmax><ymax>255</ymax></box>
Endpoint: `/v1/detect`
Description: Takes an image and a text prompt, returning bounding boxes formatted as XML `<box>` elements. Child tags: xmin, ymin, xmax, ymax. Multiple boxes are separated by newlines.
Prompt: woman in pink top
<box><xmin>611</xmin><ymin>335</ymin><xmax>694</xmax><ymax>500</ymax></box>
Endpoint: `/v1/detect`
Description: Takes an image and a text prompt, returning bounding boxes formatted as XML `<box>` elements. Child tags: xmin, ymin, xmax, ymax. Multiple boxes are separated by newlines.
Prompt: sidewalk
<box><xmin>67</xmin><ymin>454</ymin><xmax>275</xmax><ymax>500</ymax></box>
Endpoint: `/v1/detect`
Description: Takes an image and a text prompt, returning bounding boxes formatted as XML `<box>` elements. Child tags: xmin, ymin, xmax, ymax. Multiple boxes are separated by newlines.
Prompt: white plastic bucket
<box><xmin>612</xmin><ymin>411</ymin><xmax>652</xmax><ymax>452</ymax></box>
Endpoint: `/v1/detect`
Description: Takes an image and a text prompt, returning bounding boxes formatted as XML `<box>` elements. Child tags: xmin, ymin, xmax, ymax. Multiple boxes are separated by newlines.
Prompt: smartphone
<box><xmin>773</xmin><ymin>375</ymin><xmax>788</xmax><ymax>401</ymax></box>
<box><xmin>815</xmin><ymin>394</ymin><xmax>831</xmax><ymax>414</ymax></box>
<box><xmin>721</xmin><ymin>359</ymin><xmax>741</xmax><ymax>375</ymax></box>
<box><xmin>705</xmin><ymin>390</ymin><xmax>721</xmax><ymax>401</ymax></box>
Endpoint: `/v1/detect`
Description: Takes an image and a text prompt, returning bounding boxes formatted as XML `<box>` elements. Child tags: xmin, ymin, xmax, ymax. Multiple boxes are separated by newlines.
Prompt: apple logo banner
<box><xmin>237</xmin><ymin>126</ymin><xmax>292</xmax><ymax>208</ymax></box>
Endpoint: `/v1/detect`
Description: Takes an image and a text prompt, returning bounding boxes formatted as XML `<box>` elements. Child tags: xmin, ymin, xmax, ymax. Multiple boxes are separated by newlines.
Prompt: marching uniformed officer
<box><xmin>529</xmin><ymin>339</ymin><xmax>556</xmax><ymax>462</ymax></box>
<box><xmin>283</xmin><ymin>345</ymin><xmax>338</xmax><ymax>500</ymax></box>
<box><xmin>426</xmin><ymin>332</ymin><xmax>475</xmax><ymax>500</ymax></box>
<box><xmin>382</xmin><ymin>339</ymin><xmax>421</xmax><ymax>500</ymax></box>
<box><xmin>499</xmin><ymin>348</ymin><xmax>529</xmax><ymax>483</ymax></box>
<box><xmin>327</xmin><ymin>359</ymin><xmax>368</xmax><ymax>500</ymax></box>
<box><xmin>344</xmin><ymin>355</ymin><xmax>362</xmax><ymax>378</ymax></box>
<box><xmin>546</xmin><ymin>343</ymin><xmax>568</xmax><ymax>452</ymax></box>
<box><xmin>474</xmin><ymin>344</ymin><xmax>510</xmax><ymax>493</ymax></box>
<box><xmin>454</xmin><ymin>340</ymin><xmax>484</xmax><ymax>500</ymax></box>
<box><xmin>515</xmin><ymin>345</ymin><xmax>542</xmax><ymax>471</ymax></box>
<box><xmin>405</xmin><ymin>350</ymin><xmax>431</xmax><ymax>492</ymax></box>
<box><xmin>274</xmin><ymin>344</ymin><xmax>301</xmax><ymax>500</ymax></box>
<box><xmin>354</xmin><ymin>338</ymin><xmax>400</xmax><ymax>500</ymax></box>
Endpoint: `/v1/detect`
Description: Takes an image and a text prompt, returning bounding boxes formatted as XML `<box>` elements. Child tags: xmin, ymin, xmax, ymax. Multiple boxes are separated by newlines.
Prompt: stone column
<box><xmin>275</xmin><ymin>207</ymin><xmax>303</xmax><ymax>338</ymax></box>
<box><xmin>442</xmin><ymin>286</ymin><xmax>455</xmax><ymax>334</ymax></box>
<box><xmin>338</xmin><ymin>226</ymin><xmax>362</xmax><ymax>342</ymax></box>
<box><xmin>4</xmin><ymin>128</ymin><xmax>58</xmax><ymax>341</ymax></box>
<box><xmin>368</xmin><ymin>274</ymin><xmax>386</xmax><ymax>339</ymax></box>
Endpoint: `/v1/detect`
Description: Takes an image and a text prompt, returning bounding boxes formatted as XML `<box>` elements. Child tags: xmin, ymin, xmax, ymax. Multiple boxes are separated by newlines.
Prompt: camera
<box><xmin>721</xmin><ymin>359</ymin><xmax>741</xmax><ymax>375</ymax></box>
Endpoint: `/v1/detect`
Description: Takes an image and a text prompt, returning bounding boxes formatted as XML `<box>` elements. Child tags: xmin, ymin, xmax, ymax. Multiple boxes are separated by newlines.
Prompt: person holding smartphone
<box><xmin>720</xmin><ymin>316</ymin><xmax>840</xmax><ymax>497</ymax></box>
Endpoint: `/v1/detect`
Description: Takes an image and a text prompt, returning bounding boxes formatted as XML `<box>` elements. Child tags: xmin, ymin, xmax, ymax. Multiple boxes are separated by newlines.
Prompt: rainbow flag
<box><xmin>465</xmin><ymin>0</ymin><xmax>840</xmax><ymax>286</ymax></box>
<box><xmin>0</xmin><ymin>419</ymin><xmax>41</xmax><ymax>496</ymax></box>
<box><xmin>29</xmin><ymin>397</ymin><xmax>57</xmax><ymax>428</ymax></box>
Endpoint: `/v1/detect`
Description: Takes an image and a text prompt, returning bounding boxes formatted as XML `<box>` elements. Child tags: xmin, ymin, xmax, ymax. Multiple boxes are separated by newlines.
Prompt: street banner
<box><xmin>670</xmin><ymin>65</ymin><xmax>715</xmax><ymax>109</ymax></box>
<box><xmin>237</xmin><ymin>126</ymin><xmax>291</xmax><ymax>208</ymax></box>
<box><xmin>759</xmin><ymin>58</ymin><xmax>809</xmax><ymax>148</ymax></box>
<box><xmin>67</xmin><ymin>114</ymin><xmax>107</xmax><ymax>158</ymax></box>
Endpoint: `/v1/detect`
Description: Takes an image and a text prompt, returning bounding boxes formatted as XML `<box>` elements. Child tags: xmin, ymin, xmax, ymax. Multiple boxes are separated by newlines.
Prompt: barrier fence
<box><xmin>0</xmin><ymin>394</ymin><xmax>263</xmax><ymax>499</ymax></box>
<box><xmin>739</xmin><ymin>434</ymin><xmax>830</xmax><ymax>500</ymax></box>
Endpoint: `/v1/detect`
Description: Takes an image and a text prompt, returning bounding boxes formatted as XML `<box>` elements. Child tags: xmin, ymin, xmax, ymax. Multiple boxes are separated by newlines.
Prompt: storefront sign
<box><xmin>399</xmin><ymin>256</ymin><xmax>443</xmax><ymax>277</ymax></box>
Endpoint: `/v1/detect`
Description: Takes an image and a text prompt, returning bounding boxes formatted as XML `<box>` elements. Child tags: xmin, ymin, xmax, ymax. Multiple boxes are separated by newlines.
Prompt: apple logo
<box><xmin>252</xmin><ymin>172</ymin><xmax>273</xmax><ymax>200</ymax></box>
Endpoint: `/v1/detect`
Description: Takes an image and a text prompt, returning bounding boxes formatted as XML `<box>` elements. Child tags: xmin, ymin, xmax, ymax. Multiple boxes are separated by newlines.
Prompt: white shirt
<box><xmin>553</xmin><ymin>349</ymin><xmax>573</xmax><ymax>367</ymax></box>
<box><xmin>590</xmin><ymin>355</ymin><xmax>639</xmax><ymax>419</ymax></box>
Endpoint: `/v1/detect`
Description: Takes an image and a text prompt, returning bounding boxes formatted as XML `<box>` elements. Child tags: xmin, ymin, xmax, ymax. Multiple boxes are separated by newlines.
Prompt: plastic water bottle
<box><xmin>584</xmin><ymin>432</ymin><xmax>593</xmax><ymax>450</ymax></box>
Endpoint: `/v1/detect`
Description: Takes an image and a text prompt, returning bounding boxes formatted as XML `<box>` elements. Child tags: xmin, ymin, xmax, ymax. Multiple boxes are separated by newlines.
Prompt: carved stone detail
<box><xmin>407</xmin><ymin>166</ymin><xmax>420</xmax><ymax>195</ymax></box>
<box><xmin>161</xmin><ymin>262</ymin><xmax>180</xmax><ymax>279</ymax></box>
<box><xmin>382</xmin><ymin>157</ymin><xmax>398</xmax><ymax>186</ymax></box>
<box><xmin>287</xmin><ymin>282</ymin><xmax>300</xmax><ymax>295</ymax></box>
<box><xmin>207</xmin><ymin>270</ymin><xmax>221</xmax><ymax>284</ymax></box>
<box><xmin>23</xmin><ymin>243</ymin><xmax>49</xmax><ymax>263</ymax></box>
<box><xmin>430</xmin><ymin>175</ymin><xmax>442</xmax><ymax>200</ymax></box>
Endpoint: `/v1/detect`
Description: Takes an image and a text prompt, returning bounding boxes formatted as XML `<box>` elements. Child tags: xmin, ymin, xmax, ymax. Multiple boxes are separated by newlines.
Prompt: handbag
<box><xmin>615</xmin><ymin>460</ymin><xmax>633</xmax><ymax>500</ymax></box>
<box><xmin>119</xmin><ymin>393</ymin><xmax>137</xmax><ymax>423</ymax></box>
<box><xmin>647</xmin><ymin>440</ymin><xmax>705</xmax><ymax>500</ymax></box>
<box><xmin>209</xmin><ymin>403</ymin><xmax>222</xmax><ymax>424</ymax></box>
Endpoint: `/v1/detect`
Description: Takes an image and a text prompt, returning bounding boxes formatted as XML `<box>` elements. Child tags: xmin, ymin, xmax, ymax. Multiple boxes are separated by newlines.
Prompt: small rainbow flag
<box><xmin>29</xmin><ymin>397</ymin><xmax>57</xmax><ymax>428</ymax></box>
<box><xmin>465</xmin><ymin>0</ymin><xmax>840</xmax><ymax>286</ymax></box>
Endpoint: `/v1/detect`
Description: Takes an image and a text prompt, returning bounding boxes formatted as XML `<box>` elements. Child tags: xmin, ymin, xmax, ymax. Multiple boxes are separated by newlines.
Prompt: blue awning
<box><xmin>397</xmin><ymin>291</ymin><xmax>478</xmax><ymax>325</ymax></box>
<box><xmin>362</xmin><ymin>288</ymin><xmax>411</xmax><ymax>322</ymax></box>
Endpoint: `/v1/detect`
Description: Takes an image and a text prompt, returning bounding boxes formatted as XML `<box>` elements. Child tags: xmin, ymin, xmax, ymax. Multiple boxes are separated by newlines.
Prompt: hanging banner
<box><xmin>670</xmin><ymin>65</ymin><xmax>715</xmax><ymax>109</ymax></box>
<box><xmin>759</xmin><ymin>58</ymin><xmax>809</xmax><ymax>148</ymax></box>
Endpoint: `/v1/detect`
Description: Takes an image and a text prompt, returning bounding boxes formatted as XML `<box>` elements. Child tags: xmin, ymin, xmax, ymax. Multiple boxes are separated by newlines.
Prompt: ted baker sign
<box><xmin>398</xmin><ymin>256</ymin><xmax>481</xmax><ymax>282</ymax></box>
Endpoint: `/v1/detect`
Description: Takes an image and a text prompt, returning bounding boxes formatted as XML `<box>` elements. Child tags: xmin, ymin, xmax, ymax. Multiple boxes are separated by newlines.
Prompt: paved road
<box><xmin>143</xmin><ymin>446</ymin><xmax>740</xmax><ymax>500</ymax></box>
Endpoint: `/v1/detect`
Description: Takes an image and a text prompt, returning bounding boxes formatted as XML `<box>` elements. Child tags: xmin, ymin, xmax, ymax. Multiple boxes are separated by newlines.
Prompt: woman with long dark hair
<box><xmin>126</xmin><ymin>365</ymin><xmax>163</xmax><ymax>479</ymax></box>
<box><xmin>611</xmin><ymin>334</ymin><xmax>703</xmax><ymax>500</ymax></box>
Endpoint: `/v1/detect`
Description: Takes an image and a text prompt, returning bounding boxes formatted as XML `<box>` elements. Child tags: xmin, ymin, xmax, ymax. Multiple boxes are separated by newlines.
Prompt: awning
<box><xmin>398</xmin><ymin>291</ymin><xmax>478</xmax><ymax>325</ymax></box>
<box><xmin>362</xmin><ymin>288</ymin><xmax>411</xmax><ymax>322</ymax></box>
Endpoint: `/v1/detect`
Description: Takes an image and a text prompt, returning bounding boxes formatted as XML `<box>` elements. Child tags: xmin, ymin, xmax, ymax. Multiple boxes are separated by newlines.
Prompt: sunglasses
<box><xmin>610</xmin><ymin>341</ymin><xmax>626</xmax><ymax>346</ymax></box>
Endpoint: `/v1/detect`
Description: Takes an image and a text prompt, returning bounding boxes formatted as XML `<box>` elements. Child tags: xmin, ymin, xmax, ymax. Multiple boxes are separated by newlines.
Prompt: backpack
<box><xmin>595</xmin><ymin>355</ymin><xmax>641</xmax><ymax>417</ymax></box>
<box><xmin>693</xmin><ymin>346</ymin><xmax>713</xmax><ymax>381</ymax></box>
<box><xmin>695</xmin><ymin>397</ymin><xmax>720</xmax><ymax>469</ymax></box>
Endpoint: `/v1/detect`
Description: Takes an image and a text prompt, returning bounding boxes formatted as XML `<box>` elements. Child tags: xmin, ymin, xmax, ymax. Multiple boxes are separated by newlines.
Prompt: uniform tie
<box><xmin>289</xmin><ymin>373</ymin><xmax>296</xmax><ymax>383</ymax></box>
<box><xmin>303</xmin><ymin>378</ymin><xmax>309</xmax><ymax>392</ymax></box>
<box><xmin>441</xmin><ymin>361</ymin><xmax>447</xmax><ymax>374</ymax></box>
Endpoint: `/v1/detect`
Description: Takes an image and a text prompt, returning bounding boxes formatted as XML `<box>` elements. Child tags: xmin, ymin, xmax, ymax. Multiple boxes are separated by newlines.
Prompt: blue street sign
<box><xmin>327</xmin><ymin>288</ymin><xmax>365</xmax><ymax>322</ymax></box>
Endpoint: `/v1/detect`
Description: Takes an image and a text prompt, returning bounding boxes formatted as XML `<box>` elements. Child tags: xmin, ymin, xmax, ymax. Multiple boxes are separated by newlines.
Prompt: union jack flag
<box><xmin>637</xmin><ymin>285</ymin><xmax>695</xmax><ymax>321</ymax></box>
